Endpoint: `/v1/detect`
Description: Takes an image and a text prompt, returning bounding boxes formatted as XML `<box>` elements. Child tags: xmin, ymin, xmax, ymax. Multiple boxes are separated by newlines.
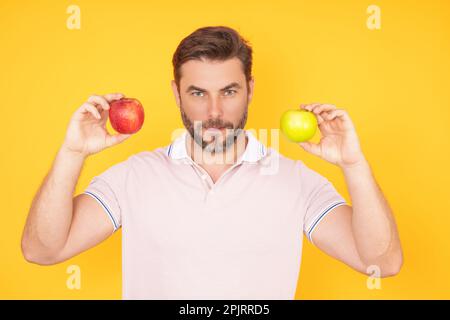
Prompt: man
<box><xmin>21</xmin><ymin>26</ymin><xmax>403</xmax><ymax>299</ymax></box>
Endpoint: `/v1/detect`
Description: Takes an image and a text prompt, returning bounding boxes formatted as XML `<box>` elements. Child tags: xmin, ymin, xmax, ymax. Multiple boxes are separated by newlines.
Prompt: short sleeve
<box><xmin>83</xmin><ymin>159</ymin><xmax>131</xmax><ymax>233</ymax></box>
<box><xmin>299</xmin><ymin>161</ymin><xmax>348</xmax><ymax>245</ymax></box>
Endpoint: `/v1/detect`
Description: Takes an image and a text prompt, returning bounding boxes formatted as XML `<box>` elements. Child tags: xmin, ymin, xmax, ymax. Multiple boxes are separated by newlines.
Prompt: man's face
<box><xmin>171</xmin><ymin>57</ymin><xmax>254</xmax><ymax>154</ymax></box>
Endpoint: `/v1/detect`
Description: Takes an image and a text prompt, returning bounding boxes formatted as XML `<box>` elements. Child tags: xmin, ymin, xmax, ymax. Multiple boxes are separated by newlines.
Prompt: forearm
<box><xmin>341</xmin><ymin>157</ymin><xmax>402</xmax><ymax>270</ymax></box>
<box><xmin>22</xmin><ymin>146</ymin><xmax>86</xmax><ymax>259</ymax></box>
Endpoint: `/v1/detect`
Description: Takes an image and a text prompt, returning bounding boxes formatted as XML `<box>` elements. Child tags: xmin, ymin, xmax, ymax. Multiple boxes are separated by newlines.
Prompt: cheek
<box><xmin>186</xmin><ymin>105</ymin><xmax>208</xmax><ymax>120</ymax></box>
<box><xmin>224</xmin><ymin>96</ymin><xmax>248</xmax><ymax>118</ymax></box>
<box><xmin>181</xmin><ymin>98</ymin><xmax>207</xmax><ymax>117</ymax></box>
<box><xmin>217</xmin><ymin>92</ymin><xmax>245</xmax><ymax>107</ymax></box>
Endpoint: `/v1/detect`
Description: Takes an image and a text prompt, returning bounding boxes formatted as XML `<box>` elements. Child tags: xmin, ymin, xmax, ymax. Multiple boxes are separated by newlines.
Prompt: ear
<box><xmin>171</xmin><ymin>80</ymin><xmax>181</xmax><ymax>108</ymax></box>
<box><xmin>247</xmin><ymin>77</ymin><xmax>255</xmax><ymax>105</ymax></box>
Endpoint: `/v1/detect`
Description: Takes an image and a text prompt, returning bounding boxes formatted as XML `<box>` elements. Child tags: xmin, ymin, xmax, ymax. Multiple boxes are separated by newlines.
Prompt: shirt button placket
<box><xmin>196</xmin><ymin>170</ymin><xmax>211</xmax><ymax>203</ymax></box>
<box><xmin>205</xmin><ymin>181</ymin><xmax>216</xmax><ymax>205</ymax></box>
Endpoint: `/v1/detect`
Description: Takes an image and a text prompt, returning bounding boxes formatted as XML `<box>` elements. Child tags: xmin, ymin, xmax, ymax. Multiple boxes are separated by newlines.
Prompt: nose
<box><xmin>207</xmin><ymin>95</ymin><xmax>224</xmax><ymax>118</ymax></box>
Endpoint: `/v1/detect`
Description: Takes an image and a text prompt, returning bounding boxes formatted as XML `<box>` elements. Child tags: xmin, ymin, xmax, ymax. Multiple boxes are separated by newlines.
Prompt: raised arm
<box><xmin>21</xmin><ymin>93</ymin><xmax>131</xmax><ymax>265</ymax></box>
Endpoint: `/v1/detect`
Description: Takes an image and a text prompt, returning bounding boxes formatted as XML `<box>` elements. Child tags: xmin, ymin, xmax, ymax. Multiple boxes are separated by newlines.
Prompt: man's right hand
<box><xmin>62</xmin><ymin>93</ymin><xmax>132</xmax><ymax>158</ymax></box>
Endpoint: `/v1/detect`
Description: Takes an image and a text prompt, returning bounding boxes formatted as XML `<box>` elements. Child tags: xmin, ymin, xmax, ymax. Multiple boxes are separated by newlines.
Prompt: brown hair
<box><xmin>172</xmin><ymin>26</ymin><xmax>253</xmax><ymax>89</ymax></box>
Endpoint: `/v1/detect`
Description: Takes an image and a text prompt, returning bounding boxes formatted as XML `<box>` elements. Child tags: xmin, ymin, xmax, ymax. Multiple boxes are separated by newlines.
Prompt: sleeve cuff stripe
<box><xmin>167</xmin><ymin>143</ymin><xmax>173</xmax><ymax>157</ymax></box>
<box><xmin>307</xmin><ymin>201</ymin><xmax>347</xmax><ymax>241</ymax></box>
<box><xmin>84</xmin><ymin>191</ymin><xmax>119</xmax><ymax>231</ymax></box>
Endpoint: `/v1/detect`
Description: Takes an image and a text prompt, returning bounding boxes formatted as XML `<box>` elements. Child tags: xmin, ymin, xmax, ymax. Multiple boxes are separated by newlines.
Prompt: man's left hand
<box><xmin>298</xmin><ymin>103</ymin><xmax>366</xmax><ymax>169</ymax></box>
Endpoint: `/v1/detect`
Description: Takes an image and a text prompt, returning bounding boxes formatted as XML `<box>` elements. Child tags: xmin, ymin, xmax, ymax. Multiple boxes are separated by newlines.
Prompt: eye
<box><xmin>224</xmin><ymin>90</ymin><xmax>237</xmax><ymax>96</ymax></box>
<box><xmin>191</xmin><ymin>91</ymin><xmax>204</xmax><ymax>97</ymax></box>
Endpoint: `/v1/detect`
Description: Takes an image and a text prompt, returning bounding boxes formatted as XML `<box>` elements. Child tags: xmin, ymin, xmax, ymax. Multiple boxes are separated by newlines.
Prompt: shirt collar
<box><xmin>166</xmin><ymin>129</ymin><xmax>267</xmax><ymax>163</ymax></box>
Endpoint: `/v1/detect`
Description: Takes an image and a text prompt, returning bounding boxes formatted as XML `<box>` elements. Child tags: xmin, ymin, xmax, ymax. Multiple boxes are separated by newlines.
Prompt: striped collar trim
<box><xmin>166</xmin><ymin>130</ymin><xmax>267</xmax><ymax>163</ymax></box>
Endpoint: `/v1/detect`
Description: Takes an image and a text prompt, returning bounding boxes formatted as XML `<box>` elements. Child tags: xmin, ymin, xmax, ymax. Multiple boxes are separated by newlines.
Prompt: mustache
<box><xmin>199</xmin><ymin>119</ymin><xmax>234</xmax><ymax>130</ymax></box>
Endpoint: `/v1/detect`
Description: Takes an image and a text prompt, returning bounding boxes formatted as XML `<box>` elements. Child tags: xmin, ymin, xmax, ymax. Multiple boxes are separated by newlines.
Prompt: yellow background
<box><xmin>1</xmin><ymin>0</ymin><xmax>449</xmax><ymax>299</ymax></box>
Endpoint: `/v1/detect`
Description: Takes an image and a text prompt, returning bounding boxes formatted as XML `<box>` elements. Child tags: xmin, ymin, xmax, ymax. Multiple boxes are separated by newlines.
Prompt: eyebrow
<box><xmin>185</xmin><ymin>82</ymin><xmax>242</xmax><ymax>93</ymax></box>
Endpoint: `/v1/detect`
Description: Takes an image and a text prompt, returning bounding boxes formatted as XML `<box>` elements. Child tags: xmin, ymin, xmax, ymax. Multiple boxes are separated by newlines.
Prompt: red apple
<box><xmin>109</xmin><ymin>98</ymin><xmax>145</xmax><ymax>134</ymax></box>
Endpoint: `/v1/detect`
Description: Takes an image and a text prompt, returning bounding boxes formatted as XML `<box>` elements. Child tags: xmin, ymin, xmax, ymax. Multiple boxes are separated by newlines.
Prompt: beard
<box><xmin>180</xmin><ymin>103</ymin><xmax>248</xmax><ymax>155</ymax></box>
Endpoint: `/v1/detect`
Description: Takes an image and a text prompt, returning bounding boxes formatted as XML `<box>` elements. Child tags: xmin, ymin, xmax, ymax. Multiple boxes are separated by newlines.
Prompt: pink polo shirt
<box><xmin>83</xmin><ymin>129</ymin><xmax>347</xmax><ymax>299</ymax></box>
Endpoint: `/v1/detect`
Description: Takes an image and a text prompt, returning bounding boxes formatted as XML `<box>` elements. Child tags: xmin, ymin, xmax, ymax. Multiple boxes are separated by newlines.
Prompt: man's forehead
<box><xmin>179</xmin><ymin>57</ymin><xmax>246</xmax><ymax>90</ymax></box>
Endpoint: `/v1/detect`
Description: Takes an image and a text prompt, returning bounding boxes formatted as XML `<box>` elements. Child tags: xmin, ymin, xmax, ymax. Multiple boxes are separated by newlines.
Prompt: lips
<box><xmin>206</xmin><ymin>126</ymin><xmax>228</xmax><ymax>130</ymax></box>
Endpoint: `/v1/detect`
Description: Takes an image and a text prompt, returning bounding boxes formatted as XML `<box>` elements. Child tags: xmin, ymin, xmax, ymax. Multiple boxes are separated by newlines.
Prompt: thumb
<box><xmin>105</xmin><ymin>133</ymin><xmax>132</xmax><ymax>147</ymax></box>
<box><xmin>299</xmin><ymin>141</ymin><xmax>322</xmax><ymax>157</ymax></box>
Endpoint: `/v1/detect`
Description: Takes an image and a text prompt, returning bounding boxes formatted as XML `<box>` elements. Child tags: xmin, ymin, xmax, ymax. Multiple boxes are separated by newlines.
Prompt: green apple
<box><xmin>280</xmin><ymin>109</ymin><xmax>318</xmax><ymax>142</ymax></box>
